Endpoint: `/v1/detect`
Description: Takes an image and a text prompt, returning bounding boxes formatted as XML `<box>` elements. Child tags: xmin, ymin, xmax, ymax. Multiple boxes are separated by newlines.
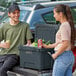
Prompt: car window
<box><xmin>20</xmin><ymin>10</ymin><xmax>31</xmax><ymax>22</ymax></box>
<box><xmin>42</xmin><ymin>11</ymin><xmax>56</xmax><ymax>24</ymax></box>
<box><xmin>0</xmin><ymin>11</ymin><xmax>8</xmax><ymax>25</ymax></box>
<box><xmin>71</xmin><ymin>7</ymin><xmax>76</xmax><ymax>24</ymax></box>
<box><xmin>42</xmin><ymin>7</ymin><xmax>76</xmax><ymax>25</ymax></box>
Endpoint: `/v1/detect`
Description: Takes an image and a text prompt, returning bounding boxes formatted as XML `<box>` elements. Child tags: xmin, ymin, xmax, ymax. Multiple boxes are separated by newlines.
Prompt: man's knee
<box><xmin>1</xmin><ymin>55</ymin><xmax>19</xmax><ymax>71</ymax></box>
<box><xmin>6</xmin><ymin>54</ymin><xmax>20</xmax><ymax>66</ymax></box>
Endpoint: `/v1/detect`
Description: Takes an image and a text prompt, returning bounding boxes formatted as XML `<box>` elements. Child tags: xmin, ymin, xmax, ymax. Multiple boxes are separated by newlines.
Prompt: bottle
<box><xmin>0</xmin><ymin>40</ymin><xmax>4</xmax><ymax>51</ymax></box>
<box><xmin>6</xmin><ymin>40</ymin><xmax>10</xmax><ymax>48</ymax></box>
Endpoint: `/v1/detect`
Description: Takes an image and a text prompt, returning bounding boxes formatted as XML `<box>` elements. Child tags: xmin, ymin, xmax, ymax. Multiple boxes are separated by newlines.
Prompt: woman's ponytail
<box><xmin>66</xmin><ymin>5</ymin><xmax>75</xmax><ymax>46</ymax></box>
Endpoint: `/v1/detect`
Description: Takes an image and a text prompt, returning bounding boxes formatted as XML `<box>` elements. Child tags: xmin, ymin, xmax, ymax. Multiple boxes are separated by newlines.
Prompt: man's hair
<box><xmin>8</xmin><ymin>2</ymin><xmax>20</xmax><ymax>13</ymax></box>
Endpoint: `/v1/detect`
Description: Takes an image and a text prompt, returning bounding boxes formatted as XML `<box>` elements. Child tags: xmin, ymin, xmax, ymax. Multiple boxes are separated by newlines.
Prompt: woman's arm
<box><xmin>43</xmin><ymin>42</ymin><xmax>59</xmax><ymax>48</ymax></box>
<box><xmin>52</xmin><ymin>40</ymin><xmax>69</xmax><ymax>59</ymax></box>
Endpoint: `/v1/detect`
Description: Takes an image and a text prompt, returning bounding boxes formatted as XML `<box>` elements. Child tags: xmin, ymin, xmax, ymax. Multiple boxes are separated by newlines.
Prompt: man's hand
<box><xmin>0</xmin><ymin>42</ymin><xmax>10</xmax><ymax>48</ymax></box>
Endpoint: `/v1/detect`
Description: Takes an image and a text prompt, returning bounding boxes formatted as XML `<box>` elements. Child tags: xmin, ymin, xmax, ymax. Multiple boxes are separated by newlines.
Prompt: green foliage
<box><xmin>0</xmin><ymin>1</ymin><xmax>6</xmax><ymax>7</ymax></box>
<box><xmin>34</xmin><ymin>39</ymin><xmax>38</xmax><ymax>43</ymax></box>
<box><xmin>45</xmin><ymin>40</ymin><xmax>52</xmax><ymax>45</ymax></box>
<box><xmin>0</xmin><ymin>0</ymin><xmax>20</xmax><ymax>8</ymax></box>
<box><xmin>42</xmin><ymin>39</ymin><xmax>46</xmax><ymax>43</ymax></box>
<box><xmin>42</xmin><ymin>39</ymin><xmax>52</xmax><ymax>45</ymax></box>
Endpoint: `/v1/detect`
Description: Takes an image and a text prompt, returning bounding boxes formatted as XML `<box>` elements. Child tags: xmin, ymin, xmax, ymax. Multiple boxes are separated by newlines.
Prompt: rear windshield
<box><xmin>20</xmin><ymin>10</ymin><xmax>31</xmax><ymax>22</ymax></box>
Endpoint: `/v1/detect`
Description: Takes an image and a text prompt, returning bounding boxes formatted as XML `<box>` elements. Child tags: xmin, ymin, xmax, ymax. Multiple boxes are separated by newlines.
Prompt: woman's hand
<box><xmin>43</xmin><ymin>43</ymin><xmax>53</xmax><ymax>48</ymax></box>
<box><xmin>42</xmin><ymin>43</ymin><xmax>48</xmax><ymax>48</ymax></box>
<box><xmin>52</xmin><ymin>53</ymin><xmax>58</xmax><ymax>59</ymax></box>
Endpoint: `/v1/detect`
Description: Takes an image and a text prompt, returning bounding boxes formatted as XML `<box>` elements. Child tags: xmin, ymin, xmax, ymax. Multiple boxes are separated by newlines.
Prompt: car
<box><xmin>0</xmin><ymin>6</ymin><xmax>6</xmax><ymax>18</ymax></box>
<box><xmin>0</xmin><ymin>1</ymin><xmax>76</xmax><ymax>75</ymax></box>
<box><xmin>0</xmin><ymin>1</ymin><xmax>76</xmax><ymax>32</ymax></box>
<box><xmin>0</xmin><ymin>1</ymin><xmax>76</xmax><ymax>41</ymax></box>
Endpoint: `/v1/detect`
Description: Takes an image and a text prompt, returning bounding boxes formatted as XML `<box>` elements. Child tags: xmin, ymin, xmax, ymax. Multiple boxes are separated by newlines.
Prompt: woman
<box><xmin>43</xmin><ymin>4</ymin><xmax>75</xmax><ymax>76</ymax></box>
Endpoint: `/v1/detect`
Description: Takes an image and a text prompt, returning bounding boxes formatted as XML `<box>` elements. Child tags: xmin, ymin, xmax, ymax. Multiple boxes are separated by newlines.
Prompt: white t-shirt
<box><xmin>54</xmin><ymin>22</ymin><xmax>71</xmax><ymax>51</ymax></box>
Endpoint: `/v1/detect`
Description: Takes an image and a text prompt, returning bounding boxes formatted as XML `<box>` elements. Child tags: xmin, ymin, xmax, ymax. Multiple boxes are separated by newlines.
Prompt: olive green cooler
<box><xmin>19</xmin><ymin>45</ymin><xmax>54</xmax><ymax>70</ymax></box>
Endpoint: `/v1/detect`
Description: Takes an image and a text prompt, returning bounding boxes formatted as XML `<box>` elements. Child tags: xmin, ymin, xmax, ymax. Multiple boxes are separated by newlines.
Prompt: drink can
<box><xmin>38</xmin><ymin>39</ymin><xmax>42</xmax><ymax>48</ymax></box>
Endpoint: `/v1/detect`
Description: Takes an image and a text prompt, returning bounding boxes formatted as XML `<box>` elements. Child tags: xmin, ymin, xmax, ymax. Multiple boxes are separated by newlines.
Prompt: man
<box><xmin>0</xmin><ymin>3</ymin><xmax>33</xmax><ymax>76</ymax></box>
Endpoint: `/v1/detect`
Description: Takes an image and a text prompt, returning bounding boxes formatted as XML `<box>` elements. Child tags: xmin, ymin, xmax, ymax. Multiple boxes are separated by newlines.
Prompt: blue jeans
<box><xmin>52</xmin><ymin>51</ymin><xmax>75</xmax><ymax>76</ymax></box>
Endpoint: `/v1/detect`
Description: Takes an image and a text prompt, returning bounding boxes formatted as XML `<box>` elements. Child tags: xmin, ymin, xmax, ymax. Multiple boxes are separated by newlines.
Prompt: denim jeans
<box><xmin>52</xmin><ymin>51</ymin><xmax>75</xmax><ymax>76</ymax></box>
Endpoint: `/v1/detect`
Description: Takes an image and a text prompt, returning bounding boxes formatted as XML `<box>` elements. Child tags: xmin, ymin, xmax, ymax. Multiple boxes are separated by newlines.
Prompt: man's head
<box><xmin>8</xmin><ymin>3</ymin><xmax>20</xmax><ymax>13</ymax></box>
<box><xmin>8</xmin><ymin>3</ymin><xmax>20</xmax><ymax>24</ymax></box>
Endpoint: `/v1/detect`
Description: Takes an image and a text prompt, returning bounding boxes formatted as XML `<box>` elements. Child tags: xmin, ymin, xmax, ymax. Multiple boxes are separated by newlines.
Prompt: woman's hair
<box><xmin>54</xmin><ymin>4</ymin><xmax>75</xmax><ymax>47</ymax></box>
